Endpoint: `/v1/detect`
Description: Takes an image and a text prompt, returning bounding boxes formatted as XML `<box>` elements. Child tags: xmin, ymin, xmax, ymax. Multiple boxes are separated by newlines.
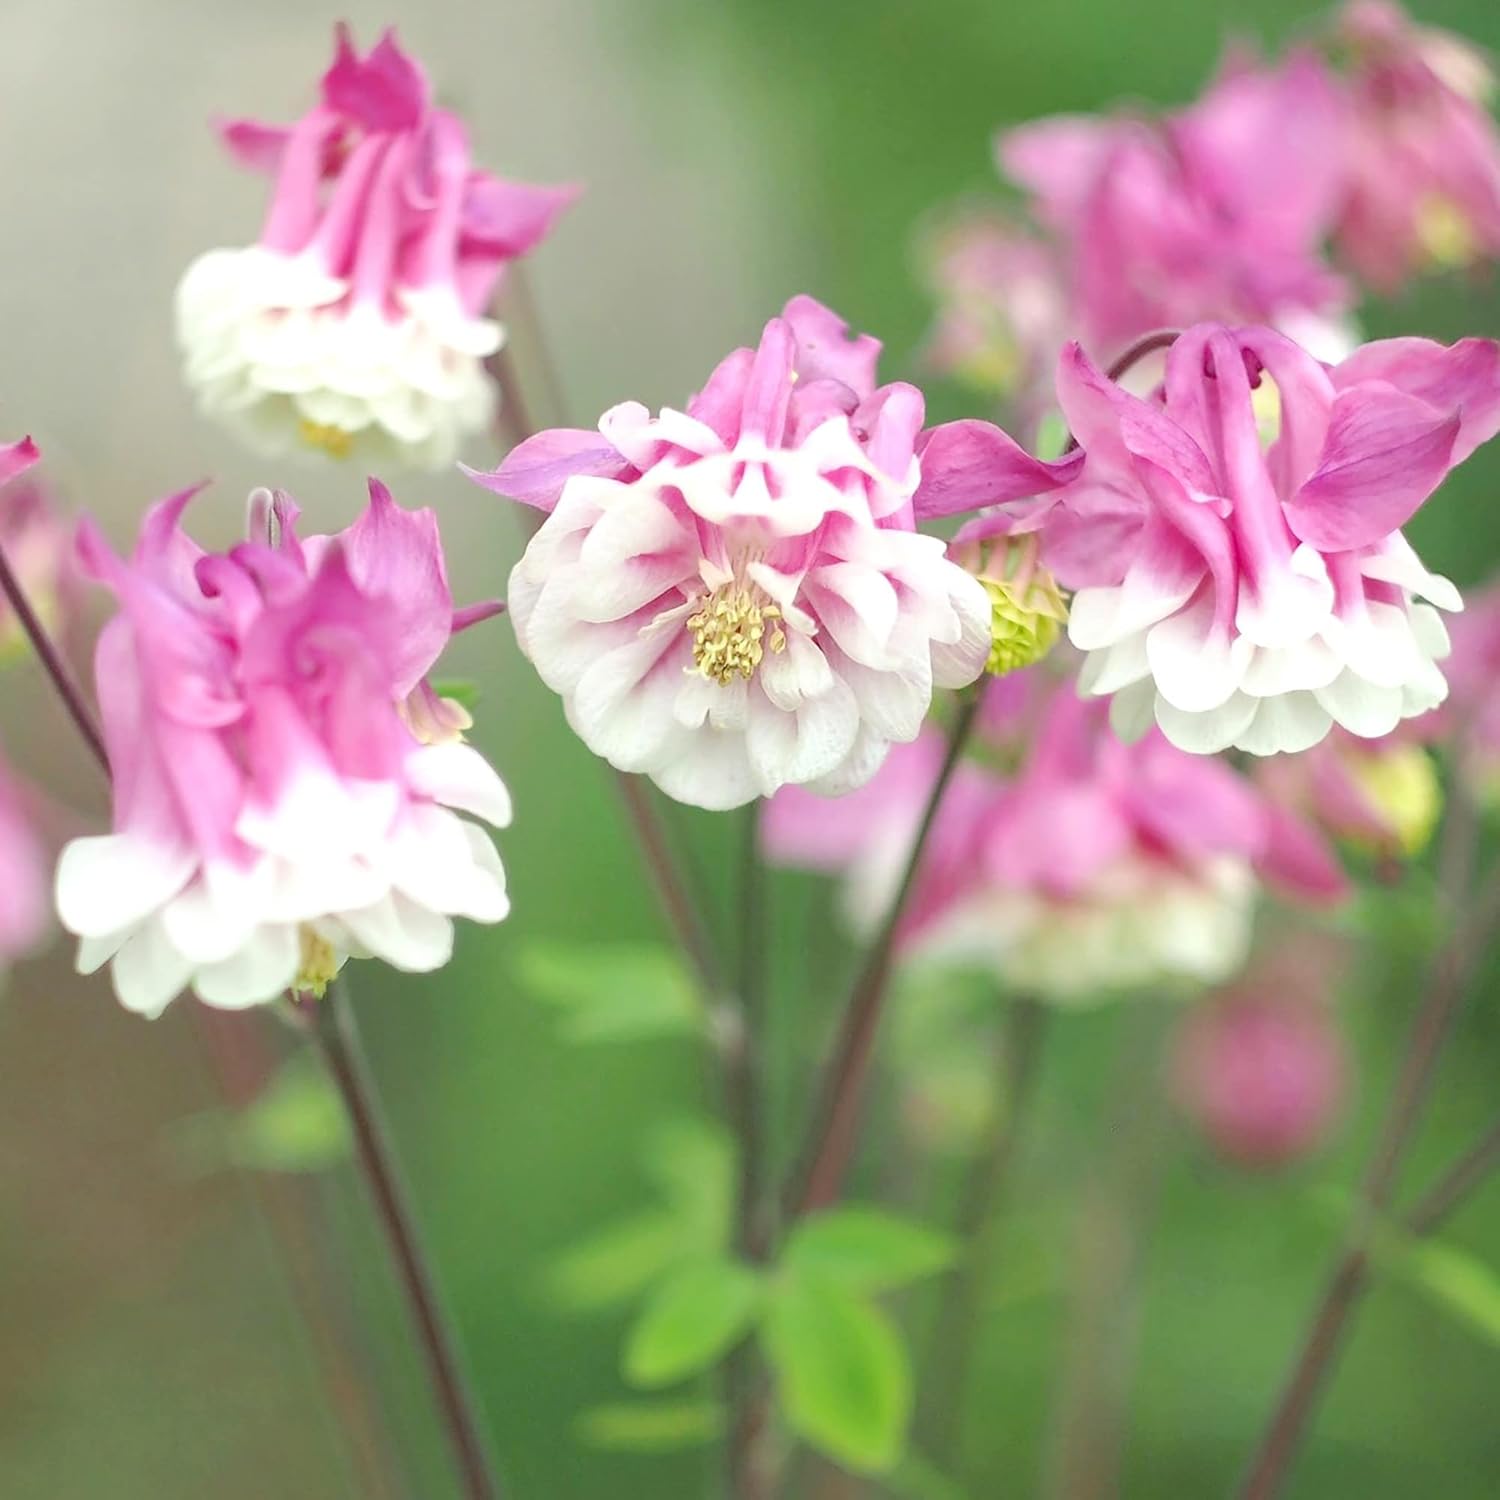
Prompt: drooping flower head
<box><xmin>0</xmin><ymin>749</ymin><xmax>48</xmax><ymax>982</ymax></box>
<box><xmin>1333</xmin><ymin>1</ymin><xmax>1500</xmax><ymax>289</ymax></box>
<box><xmin>998</xmin><ymin>50</ymin><xmax>1353</xmax><ymax>363</ymax></box>
<box><xmin>1170</xmin><ymin>939</ymin><xmax>1348</xmax><ymax>1169</ymax></box>
<box><xmin>764</xmin><ymin>672</ymin><xmax>1346</xmax><ymax>1001</ymax></box>
<box><xmin>0</xmin><ymin>437</ymin><xmax>75</xmax><ymax>664</ymax></box>
<box><xmin>954</xmin><ymin>324</ymin><xmax>1500</xmax><ymax>757</ymax></box>
<box><xmin>469</xmin><ymin>296</ymin><xmax>1072</xmax><ymax>810</ymax></box>
<box><xmin>176</xmin><ymin>25</ymin><xmax>576</xmax><ymax>470</ymax></box>
<box><xmin>54</xmin><ymin>480</ymin><xmax>512</xmax><ymax>1016</ymax></box>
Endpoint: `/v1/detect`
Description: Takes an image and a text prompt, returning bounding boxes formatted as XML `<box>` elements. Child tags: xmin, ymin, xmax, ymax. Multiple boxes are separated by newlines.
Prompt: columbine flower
<box><xmin>0</xmin><ymin>751</ymin><xmax>48</xmax><ymax>982</ymax></box>
<box><xmin>176</xmin><ymin>25</ymin><xmax>575</xmax><ymax>470</ymax></box>
<box><xmin>764</xmin><ymin>673</ymin><xmax>1345</xmax><ymax>1002</ymax></box>
<box><xmin>961</xmin><ymin>324</ymin><xmax>1500</xmax><ymax>756</ymax></box>
<box><xmin>999</xmin><ymin>50</ymin><xmax>1353</xmax><ymax>362</ymax></box>
<box><xmin>54</xmin><ymin>480</ymin><xmax>511</xmax><ymax>1017</ymax></box>
<box><xmin>1334</xmin><ymin>1</ymin><xmax>1500</xmax><ymax>289</ymax></box>
<box><xmin>468</xmin><ymin>296</ymin><xmax>1072</xmax><ymax>810</ymax></box>
<box><xmin>1171</xmin><ymin>945</ymin><xmax>1347</xmax><ymax>1169</ymax></box>
<box><xmin>1432</xmin><ymin>578</ymin><xmax>1500</xmax><ymax>798</ymax></box>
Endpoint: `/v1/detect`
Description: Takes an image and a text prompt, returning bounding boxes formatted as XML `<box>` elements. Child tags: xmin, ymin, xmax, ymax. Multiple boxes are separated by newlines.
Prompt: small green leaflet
<box><xmin>574</xmin><ymin>1400</ymin><xmax>725</xmax><ymax>1452</ymax></box>
<box><xmin>516</xmin><ymin>941</ymin><xmax>703</xmax><ymax>1044</ymax></box>
<box><xmin>783</xmin><ymin>1207</ymin><xmax>955</xmax><ymax>1294</ymax></box>
<box><xmin>623</xmin><ymin>1256</ymin><xmax>762</xmax><ymax>1387</ymax></box>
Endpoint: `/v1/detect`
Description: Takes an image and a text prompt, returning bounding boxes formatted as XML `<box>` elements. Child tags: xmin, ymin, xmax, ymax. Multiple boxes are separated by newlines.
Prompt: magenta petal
<box><xmin>463</xmin><ymin>429</ymin><xmax>634</xmax><ymax>512</ymax></box>
<box><xmin>913</xmin><ymin>419</ymin><xmax>1082</xmax><ymax>521</ymax></box>
<box><xmin>1332</xmin><ymin>337</ymin><xmax>1500</xmax><ymax>464</ymax></box>
<box><xmin>0</xmin><ymin>436</ymin><xmax>39</xmax><ymax>490</ymax></box>
<box><xmin>321</xmin><ymin>23</ymin><xmax>429</xmax><ymax>134</ymax></box>
<box><xmin>1256</xmin><ymin>803</ymin><xmax>1349</xmax><ymax>905</ymax></box>
<box><xmin>1286</xmin><ymin>387</ymin><xmax>1459</xmax><ymax>551</ymax></box>
<box><xmin>782</xmin><ymin>295</ymin><xmax>882</xmax><ymax>397</ymax></box>
<box><xmin>460</xmin><ymin>177</ymin><xmax>581</xmax><ymax>257</ymax></box>
<box><xmin>216</xmin><ymin>116</ymin><xmax>293</xmax><ymax>174</ymax></box>
<box><xmin>452</xmin><ymin>599</ymin><xmax>506</xmax><ymax>633</ymax></box>
<box><xmin>855</xmin><ymin>383</ymin><xmax>925</xmax><ymax>483</ymax></box>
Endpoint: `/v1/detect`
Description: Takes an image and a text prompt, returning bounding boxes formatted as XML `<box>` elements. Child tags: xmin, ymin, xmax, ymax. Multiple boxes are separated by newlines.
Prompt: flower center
<box><xmin>687</xmin><ymin>579</ymin><xmax>786</xmax><ymax>685</ymax></box>
<box><xmin>298</xmin><ymin>418</ymin><xmax>355</xmax><ymax>459</ymax></box>
<box><xmin>295</xmin><ymin>926</ymin><xmax>342</xmax><ymax>997</ymax></box>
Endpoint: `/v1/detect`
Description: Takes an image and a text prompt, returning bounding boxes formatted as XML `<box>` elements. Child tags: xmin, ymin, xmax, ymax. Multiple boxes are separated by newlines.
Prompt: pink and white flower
<box><xmin>1334</xmin><ymin>1</ymin><xmax>1500</xmax><ymax>289</ymax></box>
<box><xmin>0</xmin><ymin>751</ymin><xmax>48</xmax><ymax>982</ymax></box>
<box><xmin>959</xmin><ymin>324</ymin><xmax>1500</xmax><ymax>756</ymax></box>
<box><xmin>54</xmin><ymin>480</ymin><xmax>511</xmax><ymax>1017</ymax></box>
<box><xmin>176</xmin><ymin>25</ymin><xmax>575</xmax><ymax>470</ymax></box>
<box><xmin>998</xmin><ymin>50</ymin><xmax>1353</xmax><ymax>362</ymax></box>
<box><xmin>764</xmin><ymin>673</ymin><xmax>1346</xmax><ymax>1001</ymax></box>
<box><xmin>470</xmin><ymin>296</ymin><xmax>1071</xmax><ymax>810</ymax></box>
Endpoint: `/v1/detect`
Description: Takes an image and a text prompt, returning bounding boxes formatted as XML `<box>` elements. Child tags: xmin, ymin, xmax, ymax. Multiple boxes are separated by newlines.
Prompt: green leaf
<box><xmin>783</xmin><ymin>1207</ymin><xmax>954</xmax><ymax>1293</ymax></box>
<box><xmin>574</xmin><ymin>1400</ymin><xmax>725</xmax><ymax>1453</ymax></box>
<box><xmin>641</xmin><ymin>1117</ymin><xmax>736</xmax><ymax>1253</ymax></box>
<box><xmin>763</xmin><ymin>1273</ymin><xmax>913</xmax><ymax>1474</ymax></box>
<box><xmin>516</xmin><ymin>941</ymin><xmax>703</xmax><ymax>1044</ymax></box>
<box><xmin>1386</xmin><ymin>1237</ymin><xmax>1500</xmax><ymax>1349</ymax></box>
<box><xmin>624</xmin><ymin>1256</ymin><xmax>762</xmax><ymax>1387</ymax></box>
<box><xmin>544</xmin><ymin>1212</ymin><xmax>687</xmax><ymax>1312</ymax></box>
<box><xmin>429</xmin><ymin>678</ymin><xmax>481</xmax><ymax>712</ymax></box>
<box><xmin>229</xmin><ymin>1055</ymin><xmax>351</xmax><ymax>1173</ymax></box>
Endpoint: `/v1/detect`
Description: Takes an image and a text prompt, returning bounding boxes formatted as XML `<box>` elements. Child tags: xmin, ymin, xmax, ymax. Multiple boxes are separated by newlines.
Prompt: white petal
<box><xmin>161</xmin><ymin>861</ymin><xmax>271</xmax><ymax>965</ymax></box>
<box><xmin>1108</xmin><ymin>677</ymin><xmax>1159</xmax><ymax>743</ymax></box>
<box><xmin>650</xmin><ymin>726</ymin><xmax>761</xmax><ymax>811</ymax></box>
<box><xmin>406</xmin><ymin>743</ymin><xmax>513</xmax><ymax>828</ymax></box>
<box><xmin>760</xmin><ymin>630</ymin><xmax>834</xmax><ymax>712</ymax></box>
<box><xmin>1155</xmin><ymin>690</ymin><xmax>1260</xmax><ymax>754</ymax></box>
<box><xmin>808</xmin><ymin>724</ymin><xmax>893</xmax><ymax>797</ymax></box>
<box><xmin>1239</xmin><ymin>638</ymin><xmax>1342</xmax><ymax>697</ymax></box>
<box><xmin>56</xmin><ymin>835</ymin><xmax>195</xmax><ymax>940</ymax></box>
<box><xmin>1232</xmin><ymin>692</ymin><xmax>1333</xmax><ymax>756</ymax></box>
<box><xmin>1078</xmin><ymin>632</ymin><xmax>1150</xmax><ymax>697</ymax></box>
<box><xmin>1314</xmin><ymin>671</ymin><xmax>1406</xmax><ymax>740</ymax></box>
<box><xmin>745</xmin><ymin>677</ymin><xmax>861</xmax><ymax>795</ymax></box>
<box><xmin>340</xmin><ymin>894</ymin><xmax>454</xmax><ymax>972</ymax></box>
<box><xmin>1146</xmin><ymin>595</ymin><xmax>1249</xmax><ymax>712</ymax></box>
<box><xmin>194</xmin><ymin>925</ymin><xmax>301</xmax><ymax>1008</ymax></box>
<box><xmin>111</xmin><ymin>917</ymin><xmax>195</xmax><ymax>1018</ymax></box>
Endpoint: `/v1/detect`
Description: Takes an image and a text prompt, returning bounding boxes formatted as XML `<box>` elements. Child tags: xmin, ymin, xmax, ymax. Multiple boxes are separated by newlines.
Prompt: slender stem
<box><xmin>308</xmin><ymin>981</ymin><xmax>502</xmax><ymax>1500</ymax></box>
<box><xmin>920</xmin><ymin>997</ymin><xmax>1048</xmax><ymax>1462</ymax></box>
<box><xmin>783</xmin><ymin>690</ymin><xmax>983</xmax><ymax>1217</ymax></box>
<box><xmin>1234</xmin><ymin>790</ymin><xmax>1489</xmax><ymax>1500</ymax></box>
<box><xmin>0</xmin><ymin>537</ymin><xmax>108</xmax><ymax>769</ymax></box>
<box><xmin>727</xmin><ymin>803</ymin><xmax>772</xmax><ymax>1500</ymax></box>
<box><xmin>1405</xmin><ymin>1112</ymin><xmax>1500</xmax><ymax>1237</ymax></box>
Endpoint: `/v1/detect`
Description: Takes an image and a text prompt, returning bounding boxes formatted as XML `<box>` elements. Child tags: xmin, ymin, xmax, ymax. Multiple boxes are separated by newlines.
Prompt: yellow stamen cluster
<box><xmin>1345</xmin><ymin>744</ymin><xmax>1443</xmax><ymax>858</ymax></box>
<box><xmin>298</xmin><ymin>418</ymin><xmax>356</xmax><ymax>459</ymax></box>
<box><xmin>295</xmin><ymin>926</ymin><xmax>341</xmax><ymax>998</ymax></box>
<box><xmin>687</xmin><ymin>582</ymin><xmax>787</xmax><ymax>685</ymax></box>
<box><xmin>966</xmin><ymin>535</ymin><xmax>1069</xmax><ymax>677</ymax></box>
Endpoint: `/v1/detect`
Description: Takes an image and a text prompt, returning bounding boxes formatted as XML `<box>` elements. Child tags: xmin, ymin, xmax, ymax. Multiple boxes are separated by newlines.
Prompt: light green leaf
<box><xmin>516</xmin><ymin>941</ymin><xmax>703</xmax><ymax>1044</ymax></box>
<box><xmin>763</xmin><ymin>1272</ymin><xmax>913</xmax><ymax>1474</ymax></box>
<box><xmin>624</xmin><ymin>1256</ymin><xmax>762</xmax><ymax>1387</ymax></box>
<box><xmin>783</xmin><ymin>1207</ymin><xmax>955</xmax><ymax>1293</ymax></box>
<box><xmin>641</xmin><ymin>1117</ymin><xmax>736</xmax><ymax>1252</ymax></box>
<box><xmin>1387</xmin><ymin>1237</ymin><xmax>1500</xmax><ymax>1349</ymax></box>
<box><xmin>574</xmin><ymin>1400</ymin><xmax>725</xmax><ymax>1452</ymax></box>
<box><xmin>229</xmin><ymin>1055</ymin><xmax>351</xmax><ymax>1173</ymax></box>
<box><xmin>544</xmin><ymin>1212</ymin><xmax>687</xmax><ymax>1312</ymax></box>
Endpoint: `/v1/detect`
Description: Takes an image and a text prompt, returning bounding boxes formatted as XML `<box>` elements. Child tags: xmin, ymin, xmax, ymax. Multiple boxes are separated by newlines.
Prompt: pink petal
<box><xmin>463</xmin><ymin>429</ymin><xmax>634</xmax><ymax>512</ymax></box>
<box><xmin>913</xmin><ymin>419</ymin><xmax>1082</xmax><ymax>521</ymax></box>
<box><xmin>459</xmin><ymin>176</ymin><xmax>581</xmax><ymax>257</ymax></box>
<box><xmin>782</xmin><ymin>295</ymin><xmax>882</xmax><ymax>397</ymax></box>
<box><xmin>1255</xmin><ymin>803</ymin><xmax>1349</xmax><ymax>905</ymax></box>
<box><xmin>321</xmin><ymin>23</ymin><xmax>429</xmax><ymax>134</ymax></box>
<box><xmin>1286</xmin><ymin>386</ymin><xmax>1459</xmax><ymax>551</ymax></box>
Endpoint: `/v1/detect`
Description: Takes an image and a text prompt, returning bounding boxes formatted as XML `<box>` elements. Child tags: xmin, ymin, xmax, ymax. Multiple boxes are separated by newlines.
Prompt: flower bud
<box><xmin>960</xmin><ymin>535</ymin><xmax>1068</xmax><ymax>677</ymax></box>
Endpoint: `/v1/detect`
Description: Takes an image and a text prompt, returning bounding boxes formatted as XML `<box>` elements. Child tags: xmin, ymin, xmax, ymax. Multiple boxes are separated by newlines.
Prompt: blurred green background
<box><xmin>1</xmin><ymin>0</ymin><xmax>1498</xmax><ymax>1496</ymax></box>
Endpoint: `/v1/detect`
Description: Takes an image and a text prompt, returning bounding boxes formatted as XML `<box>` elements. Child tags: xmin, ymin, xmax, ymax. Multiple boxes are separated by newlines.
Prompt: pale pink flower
<box><xmin>54</xmin><ymin>480</ymin><xmax>511</xmax><ymax>1017</ymax></box>
<box><xmin>1171</xmin><ymin>948</ymin><xmax>1347</xmax><ymax>1169</ymax></box>
<box><xmin>1334</xmin><ymin>1</ymin><xmax>1500</xmax><ymax>289</ymax></box>
<box><xmin>1434</xmin><ymin>578</ymin><xmax>1500</xmax><ymax>788</ymax></box>
<box><xmin>764</xmin><ymin>674</ymin><xmax>1345</xmax><ymax>1001</ymax></box>
<box><xmin>998</xmin><ymin>51</ymin><xmax>1353</xmax><ymax>363</ymax></box>
<box><xmin>954</xmin><ymin>324</ymin><xmax>1500</xmax><ymax>756</ymax></box>
<box><xmin>176</xmin><ymin>25</ymin><xmax>576</xmax><ymax>470</ymax></box>
<box><xmin>469</xmin><ymin>296</ymin><xmax>1071</xmax><ymax>810</ymax></box>
<box><xmin>0</xmin><ymin>444</ymin><xmax>75</xmax><ymax>664</ymax></box>
<box><xmin>0</xmin><ymin>751</ymin><xmax>48</xmax><ymax>980</ymax></box>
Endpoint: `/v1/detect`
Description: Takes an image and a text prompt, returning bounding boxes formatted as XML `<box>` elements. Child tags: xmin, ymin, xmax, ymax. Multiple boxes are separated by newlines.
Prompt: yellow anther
<box><xmin>295</xmin><ymin>927</ymin><xmax>342</xmax><ymax>998</ymax></box>
<box><xmin>298</xmin><ymin>418</ymin><xmax>356</xmax><ymax>459</ymax></box>
<box><xmin>686</xmin><ymin>581</ymin><xmax>784</xmax><ymax>685</ymax></box>
<box><xmin>1345</xmin><ymin>744</ymin><xmax>1443</xmax><ymax>858</ymax></box>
